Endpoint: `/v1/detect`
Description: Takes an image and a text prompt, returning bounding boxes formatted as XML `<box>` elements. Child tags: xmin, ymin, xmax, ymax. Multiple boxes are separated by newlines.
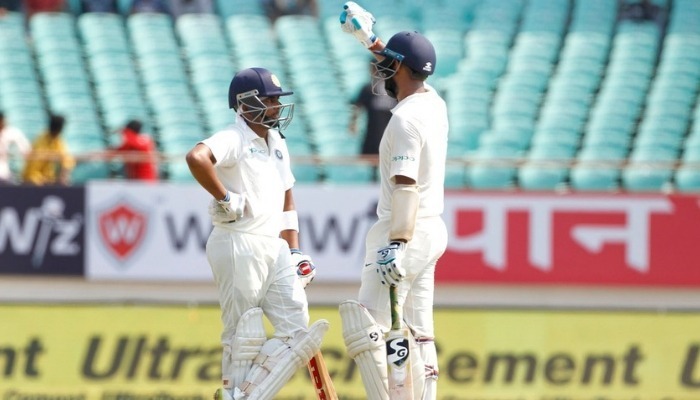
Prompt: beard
<box><xmin>384</xmin><ymin>77</ymin><xmax>398</xmax><ymax>99</ymax></box>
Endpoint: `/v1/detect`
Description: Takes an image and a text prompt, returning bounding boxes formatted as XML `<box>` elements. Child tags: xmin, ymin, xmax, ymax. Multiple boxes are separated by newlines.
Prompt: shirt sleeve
<box><xmin>11</xmin><ymin>128</ymin><xmax>32</xmax><ymax>155</ymax></box>
<box><xmin>200</xmin><ymin>130</ymin><xmax>240</xmax><ymax>167</ymax></box>
<box><xmin>387</xmin><ymin>114</ymin><xmax>422</xmax><ymax>182</ymax></box>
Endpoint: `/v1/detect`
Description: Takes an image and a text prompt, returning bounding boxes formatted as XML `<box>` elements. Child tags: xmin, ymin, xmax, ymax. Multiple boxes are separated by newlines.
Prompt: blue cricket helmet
<box><xmin>228</xmin><ymin>67</ymin><xmax>295</xmax><ymax>131</ymax></box>
<box><xmin>375</xmin><ymin>31</ymin><xmax>436</xmax><ymax>76</ymax></box>
<box><xmin>228</xmin><ymin>67</ymin><xmax>293</xmax><ymax>110</ymax></box>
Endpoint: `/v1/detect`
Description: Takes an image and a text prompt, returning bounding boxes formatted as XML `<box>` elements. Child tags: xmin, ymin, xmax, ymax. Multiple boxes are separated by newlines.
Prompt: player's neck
<box><xmin>397</xmin><ymin>82</ymin><xmax>427</xmax><ymax>102</ymax></box>
<box><xmin>249</xmin><ymin>124</ymin><xmax>269</xmax><ymax>140</ymax></box>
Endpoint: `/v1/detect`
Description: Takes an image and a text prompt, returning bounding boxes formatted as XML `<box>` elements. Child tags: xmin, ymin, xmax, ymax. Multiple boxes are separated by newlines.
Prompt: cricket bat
<box><xmin>387</xmin><ymin>285</ymin><xmax>414</xmax><ymax>398</ymax></box>
<box><xmin>307</xmin><ymin>352</ymin><xmax>338</xmax><ymax>400</ymax></box>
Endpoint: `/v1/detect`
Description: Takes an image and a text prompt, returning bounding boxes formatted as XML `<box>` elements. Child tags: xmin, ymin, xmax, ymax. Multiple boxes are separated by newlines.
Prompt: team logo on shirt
<box><xmin>392</xmin><ymin>155</ymin><xmax>415</xmax><ymax>162</ymax></box>
<box><xmin>275</xmin><ymin>149</ymin><xmax>283</xmax><ymax>160</ymax></box>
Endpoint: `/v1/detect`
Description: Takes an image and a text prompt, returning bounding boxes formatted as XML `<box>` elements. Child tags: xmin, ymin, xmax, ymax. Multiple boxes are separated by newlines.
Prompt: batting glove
<box><xmin>376</xmin><ymin>241</ymin><xmax>406</xmax><ymax>287</ymax></box>
<box><xmin>340</xmin><ymin>1</ymin><xmax>378</xmax><ymax>48</ymax></box>
<box><xmin>211</xmin><ymin>191</ymin><xmax>245</xmax><ymax>223</ymax></box>
<box><xmin>291</xmin><ymin>249</ymin><xmax>316</xmax><ymax>289</ymax></box>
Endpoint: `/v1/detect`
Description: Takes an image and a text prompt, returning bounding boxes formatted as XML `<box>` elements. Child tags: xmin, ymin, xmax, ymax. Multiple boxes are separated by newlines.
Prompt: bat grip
<box><xmin>390</xmin><ymin>285</ymin><xmax>401</xmax><ymax>330</ymax></box>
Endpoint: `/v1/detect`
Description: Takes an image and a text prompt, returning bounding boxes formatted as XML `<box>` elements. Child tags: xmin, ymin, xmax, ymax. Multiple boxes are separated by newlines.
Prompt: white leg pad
<box><xmin>234</xmin><ymin>319</ymin><xmax>329</xmax><ymax>400</ymax></box>
<box><xmin>222</xmin><ymin>307</ymin><xmax>267</xmax><ymax>392</ymax></box>
<box><xmin>417</xmin><ymin>338</ymin><xmax>438</xmax><ymax>400</ymax></box>
<box><xmin>339</xmin><ymin>300</ymin><xmax>389</xmax><ymax>400</ymax></box>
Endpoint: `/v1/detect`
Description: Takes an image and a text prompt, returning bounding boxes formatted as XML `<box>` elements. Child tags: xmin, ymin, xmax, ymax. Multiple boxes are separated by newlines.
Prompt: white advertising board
<box><xmin>86</xmin><ymin>181</ymin><xmax>377</xmax><ymax>282</ymax></box>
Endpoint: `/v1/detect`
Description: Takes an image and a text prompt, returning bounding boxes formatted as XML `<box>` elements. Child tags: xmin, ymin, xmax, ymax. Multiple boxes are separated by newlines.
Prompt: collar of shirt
<box><xmin>392</xmin><ymin>83</ymin><xmax>435</xmax><ymax>113</ymax></box>
<box><xmin>235</xmin><ymin>112</ymin><xmax>280</xmax><ymax>153</ymax></box>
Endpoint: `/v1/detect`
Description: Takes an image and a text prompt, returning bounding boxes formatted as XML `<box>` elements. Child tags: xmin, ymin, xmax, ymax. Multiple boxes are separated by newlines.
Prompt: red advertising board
<box><xmin>438</xmin><ymin>192</ymin><xmax>700</xmax><ymax>286</ymax></box>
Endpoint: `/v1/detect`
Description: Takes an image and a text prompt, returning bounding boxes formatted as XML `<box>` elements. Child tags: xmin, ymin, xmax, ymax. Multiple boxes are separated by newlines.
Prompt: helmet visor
<box><xmin>370</xmin><ymin>57</ymin><xmax>402</xmax><ymax>96</ymax></box>
<box><xmin>237</xmin><ymin>90</ymin><xmax>295</xmax><ymax>131</ymax></box>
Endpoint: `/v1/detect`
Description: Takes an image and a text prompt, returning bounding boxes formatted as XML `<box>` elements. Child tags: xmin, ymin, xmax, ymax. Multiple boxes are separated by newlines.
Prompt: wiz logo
<box><xmin>0</xmin><ymin>195</ymin><xmax>82</xmax><ymax>267</ymax></box>
<box><xmin>98</xmin><ymin>203</ymin><xmax>147</xmax><ymax>261</ymax></box>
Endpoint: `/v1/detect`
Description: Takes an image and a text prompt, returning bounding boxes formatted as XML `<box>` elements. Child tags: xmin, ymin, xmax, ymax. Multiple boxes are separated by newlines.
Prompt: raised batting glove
<box><xmin>340</xmin><ymin>1</ymin><xmax>378</xmax><ymax>48</ymax></box>
<box><xmin>211</xmin><ymin>191</ymin><xmax>245</xmax><ymax>223</ymax></box>
<box><xmin>376</xmin><ymin>241</ymin><xmax>406</xmax><ymax>287</ymax></box>
<box><xmin>291</xmin><ymin>249</ymin><xmax>316</xmax><ymax>289</ymax></box>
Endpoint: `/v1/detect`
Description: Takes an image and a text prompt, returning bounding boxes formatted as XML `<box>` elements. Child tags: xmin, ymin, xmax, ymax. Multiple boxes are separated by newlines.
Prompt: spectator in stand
<box><xmin>261</xmin><ymin>0</ymin><xmax>317</xmax><ymax>22</ymax></box>
<box><xmin>168</xmin><ymin>0</ymin><xmax>212</xmax><ymax>18</ymax></box>
<box><xmin>81</xmin><ymin>0</ymin><xmax>117</xmax><ymax>12</ymax></box>
<box><xmin>348</xmin><ymin>61</ymin><xmax>397</xmax><ymax>180</ymax></box>
<box><xmin>0</xmin><ymin>111</ymin><xmax>32</xmax><ymax>185</ymax></box>
<box><xmin>22</xmin><ymin>114</ymin><xmax>74</xmax><ymax>186</ymax></box>
<box><xmin>109</xmin><ymin>119</ymin><xmax>159</xmax><ymax>181</ymax></box>
<box><xmin>0</xmin><ymin>0</ymin><xmax>21</xmax><ymax>11</ymax></box>
<box><xmin>23</xmin><ymin>0</ymin><xmax>66</xmax><ymax>16</ymax></box>
<box><xmin>130</xmin><ymin>0</ymin><xmax>169</xmax><ymax>14</ymax></box>
<box><xmin>620</xmin><ymin>0</ymin><xmax>661</xmax><ymax>22</ymax></box>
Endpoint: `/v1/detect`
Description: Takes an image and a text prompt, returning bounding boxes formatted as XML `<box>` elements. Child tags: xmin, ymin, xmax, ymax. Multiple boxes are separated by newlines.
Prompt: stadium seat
<box><xmin>622</xmin><ymin>146</ymin><xmax>678</xmax><ymax>192</ymax></box>
<box><xmin>467</xmin><ymin>143</ymin><xmax>523</xmax><ymax>190</ymax></box>
<box><xmin>675</xmin><ymin>166</ymin><xmax>700</xmax><ymax>192</ymax></box>
<box><xmin>325</xmin><ymin>164</ymin><xmax>375</xmax><ymax>184</ymax></box>
<box><xmin>518</xmin><ymin>143</ymin><xmax>573</xmax><ymax>191</ymax></box>
<box><xmin>167</xmin><ymin>161</ymin><xmax>195</xmax><ymax>182</ymax></box>
<box><xmin>445</xmin><ymin>164</ymin><xmax>468</xmax><ymax>188</ymax></box>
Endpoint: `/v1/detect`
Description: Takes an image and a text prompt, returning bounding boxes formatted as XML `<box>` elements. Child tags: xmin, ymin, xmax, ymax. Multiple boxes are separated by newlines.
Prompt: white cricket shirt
<box><xmin>377</xmin><ymin>84</ymin><xmax>448</xmax><ymax>220</ymax></box>
<box><xmin>0</xmin><ymin>125</ymin><xmax>31</xmax><ymax>181</ymax></box>
<box><xmin>200</xmin><ymin>115</ymin><xmax>295</xmax><ymax>237</ymax></box>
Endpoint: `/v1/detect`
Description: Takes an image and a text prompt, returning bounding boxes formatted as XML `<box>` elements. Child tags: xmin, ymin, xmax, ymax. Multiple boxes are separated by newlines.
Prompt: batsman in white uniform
<box><xmin>186</xmin><ymin>67</ymin><xmax>327</xmax><ymax>400</ymax></box>
<box><xmin>338</xmin><ymin>3</ymin><xmax>449</xmax><ymax>400</ymax></box>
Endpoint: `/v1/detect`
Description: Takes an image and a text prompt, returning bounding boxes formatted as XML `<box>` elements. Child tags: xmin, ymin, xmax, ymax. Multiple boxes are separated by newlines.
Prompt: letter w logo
<box><xmin>98</xmin><ymin>204</ymin><xmax>147</xmax><ymax>261</ymax></box>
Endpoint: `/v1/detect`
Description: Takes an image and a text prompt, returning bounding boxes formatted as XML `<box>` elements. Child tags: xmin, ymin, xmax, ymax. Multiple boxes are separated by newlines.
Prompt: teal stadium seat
<box><xmin>675</xmin><ymin>166</ymin><xmax>700</xmax><ymax>193</ymax></box>
<box><xmin>518</xmin><ymin>144</ymin><xmax>574</xmax><ymax>191</ymax></box>
<box><xmin>325</xmin><ymin>164</ymin><xmax>375</xmax><ymax>184</ymax></box>
<box><xmin>622</xmin><ymin>146</ymin><xmax>678</xmax><ymax>192</ymax></box>
<box><xmin>216</xmin><ymin>0</ymin><xmax>264</xmax><ymax>19</ymax></box>
<box><xmin>570</xmin><ymin>144</ymin><xmax>624</xmax><ymax>192</ymax></box>
<box><xmin>467</xmin><ymin>143</ymin><xmax>523</xmax><ymax>190</ymax></box>
<box><xmin>445</xmin><ymin>164</ymin><xmax>467</xmax><ymax>188</ymax></box>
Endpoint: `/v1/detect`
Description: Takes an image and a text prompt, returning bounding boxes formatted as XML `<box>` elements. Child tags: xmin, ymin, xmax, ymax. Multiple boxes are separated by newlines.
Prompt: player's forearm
<box><xmin>281</xmin><ymin>229</ymin><xmax>300</xmax><ymax>250</ymax></box>
<box><xmin>186</xmin><ymin>149</ymin><xmax>227</xmax><ymax>200</ymax></box>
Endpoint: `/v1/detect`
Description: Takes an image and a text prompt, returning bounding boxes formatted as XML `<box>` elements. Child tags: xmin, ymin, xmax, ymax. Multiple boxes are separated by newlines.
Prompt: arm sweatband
<box><xmin>281</xmin><ymin>210</ymin><xmax>299</xmax><ymax>231</ymax></box>
<box><xmin>389</xmin><ymin>184</ymin><xmax>419</xmax><ymax>242</ymax></box>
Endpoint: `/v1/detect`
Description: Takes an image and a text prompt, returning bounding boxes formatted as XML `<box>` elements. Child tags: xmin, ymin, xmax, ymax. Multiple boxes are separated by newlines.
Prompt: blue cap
<box><xmin>228</xmin><ymin>67</ymin><xmax>293</xmax><ymax>109</ymax></box>
<box><xmin>375</xmin><ymin>31</ymin><xmax>436</xmax><ymax>76</ymax></box>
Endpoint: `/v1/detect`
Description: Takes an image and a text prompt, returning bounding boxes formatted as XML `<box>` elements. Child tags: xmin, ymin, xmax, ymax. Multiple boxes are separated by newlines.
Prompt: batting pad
<box><xmin>234</xmin><ymin>319</ymin><xmax>329</xmax><ymax>400</ymax></box>
<box><xmin>339</xmin><ymin>300</ymin><xmax>390</xmax><ymax>400</ymax></box>
<box><xmin>417</xmin><ymin>338</ymin><xmax>437</xmax><ymax>400</ymax></box>
<box><xmin>223</xmin><ymin>307</ymin><xmax>267</xmax><ymax>391</ymax></box>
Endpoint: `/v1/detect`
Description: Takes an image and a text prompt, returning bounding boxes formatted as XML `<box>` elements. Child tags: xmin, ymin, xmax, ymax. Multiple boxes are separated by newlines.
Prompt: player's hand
<box><xmin>210</xmin><ymin>191</ymin><xmax>245</xmax><ymax>223</ymax></box>
<box><xmin>291</xmin><ymin>249</ymin><xmax>316</xmax><ymax>289</ymax></box>
<box><xmin>376</xmin><ymin>241</ymin><xmax>406</xmax><ymax>287</ymax></box>
<box><xmin>340</xmin><ymin>1</ymin><xmax>378</xmax><ymax>48</ymax></box>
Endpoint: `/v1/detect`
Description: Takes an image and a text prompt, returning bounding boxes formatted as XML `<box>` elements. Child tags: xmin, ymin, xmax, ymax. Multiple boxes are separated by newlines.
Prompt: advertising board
<box><xmin>439</xmin><ymin>192</ymin><xmax>700</xmax><ymax>285</ymax></box>
<box><xmin>85</xmin><ymin>182</ymin><xmax>700</xmax><ymax>287</ymax></box>
<box><xmin>3</xmin><ymin>304</ymin><xmax>700</xmax><ymax>399</ymax></box>
<box><xmin>0</xmin><ymin>186</ymin><xmax>84</xmax><ymax>275</ymax></box>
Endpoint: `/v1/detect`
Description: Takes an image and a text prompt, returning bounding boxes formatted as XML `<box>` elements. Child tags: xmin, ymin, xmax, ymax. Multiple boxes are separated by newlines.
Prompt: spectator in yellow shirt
<box><xmin>22</xmin><ymin>114</ymin><xmax>75</xmax><ymax>185</ymax></box>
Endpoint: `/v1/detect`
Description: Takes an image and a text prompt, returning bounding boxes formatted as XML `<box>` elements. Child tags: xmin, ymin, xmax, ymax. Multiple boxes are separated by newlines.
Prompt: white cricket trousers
<box><xmin>206</xmin><ymin>227</ymin><xmax>310</xmax><ymax>344</ymax></box>
<box><xmin>358</xmin><ymin>216</ymin><xmax>448</xmax><ymax>338</ymax></box>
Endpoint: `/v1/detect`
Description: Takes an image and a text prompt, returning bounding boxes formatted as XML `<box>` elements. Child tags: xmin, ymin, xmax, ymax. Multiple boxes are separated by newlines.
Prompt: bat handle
<box><xmin>390</xmin><ymin>285</ymin><xmax>401</xmax><ymax>330</ymax></box>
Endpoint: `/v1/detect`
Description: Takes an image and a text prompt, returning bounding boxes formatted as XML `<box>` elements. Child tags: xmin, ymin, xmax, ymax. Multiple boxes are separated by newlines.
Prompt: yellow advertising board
<box><xmin>2</xmin><ymin>304</ymin><xmax>700</xmax><ymax>399</ymax></box>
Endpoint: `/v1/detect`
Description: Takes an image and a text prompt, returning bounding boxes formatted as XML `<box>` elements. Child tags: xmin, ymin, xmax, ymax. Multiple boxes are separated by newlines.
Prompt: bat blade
<box><xmin>307</xmin><ymin>352</ymin><xmax>338</xmax><ymax>400</ymax></box>
<box><xmin>388</xmin><ymin>285</ymin><xmax>414</xmax><ymax>399</ymax></box>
